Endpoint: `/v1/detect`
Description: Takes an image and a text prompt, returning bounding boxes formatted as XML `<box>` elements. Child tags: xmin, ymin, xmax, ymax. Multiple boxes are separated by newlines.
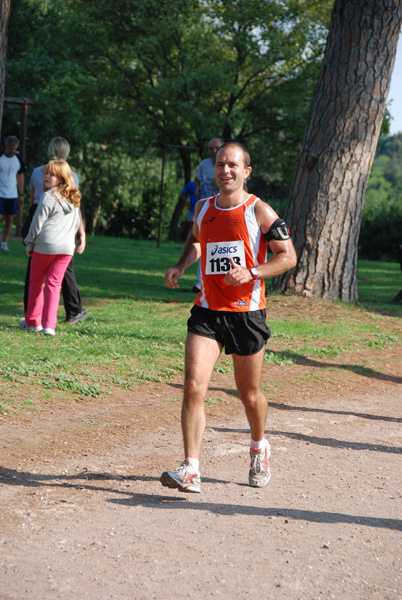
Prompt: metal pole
<box><xmin>3</xmin><ymin>96</ymin><xmax>34</xmax><ymax>106</ymax></box>
<box><xmin>15</xmin><ymin>99</ymin><xmax>29</xmax><ymax>233</ymax></box>
<box><xmin>19</xmin><ymin>98</ymin><xmax>29</xmax><ymax>160</ymax></box>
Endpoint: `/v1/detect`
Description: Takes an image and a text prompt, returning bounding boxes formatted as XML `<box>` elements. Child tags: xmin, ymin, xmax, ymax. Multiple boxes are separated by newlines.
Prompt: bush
<box><xmin>359</xmin><ymin>134</ymin><xmax>402</xmax><ymax>261</ymax></box>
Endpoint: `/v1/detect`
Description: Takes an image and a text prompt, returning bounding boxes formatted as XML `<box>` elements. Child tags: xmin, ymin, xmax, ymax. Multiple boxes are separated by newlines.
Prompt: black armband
<box><xmin>263</xmin><ymin>219</ymin><xmax>290</xmax><ymax>243</ymax></box>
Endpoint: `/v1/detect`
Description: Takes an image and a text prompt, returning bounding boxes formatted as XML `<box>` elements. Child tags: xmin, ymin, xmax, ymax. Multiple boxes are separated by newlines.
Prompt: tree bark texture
<box><xmin>0</xmin><ymin>0</ymin><xmax>11</xmax><ymax>140</ymax></box>
<box><xmin>273</xmin><ymin>0</ymin><xmax>402</xmax><ymax>302</ymax></box>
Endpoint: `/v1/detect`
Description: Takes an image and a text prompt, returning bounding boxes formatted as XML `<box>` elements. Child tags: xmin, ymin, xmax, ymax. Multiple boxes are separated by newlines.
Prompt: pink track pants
<box><xmin>25</xmin><ymin>252</ymin><xmax>72</xmax><ymax>330</ymax></box>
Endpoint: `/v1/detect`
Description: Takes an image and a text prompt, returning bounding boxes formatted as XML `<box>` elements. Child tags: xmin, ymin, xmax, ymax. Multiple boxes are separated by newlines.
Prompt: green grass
<box><xmin>357</xmin><ymin>259</ymin><xmax>402</xmax><ymax>310</ymax></box>
<box><xmin>0</xmin><ymin>236</ymin><xmax>401</xmax><ymax>412</ymax></box>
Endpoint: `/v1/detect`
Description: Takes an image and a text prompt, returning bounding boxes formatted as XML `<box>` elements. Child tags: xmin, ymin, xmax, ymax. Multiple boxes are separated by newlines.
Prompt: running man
<box><xmin>160</xmin><ymin>142</ymin><xmax>297</xmax><ymax>493</ymax></box>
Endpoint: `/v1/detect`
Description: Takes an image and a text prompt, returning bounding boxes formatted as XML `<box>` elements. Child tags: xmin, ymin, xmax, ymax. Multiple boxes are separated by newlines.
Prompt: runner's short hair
<box><xmin>215</xmin><ymin>141</ymin><xmax>250</xmax><ymax>167</ymax></box>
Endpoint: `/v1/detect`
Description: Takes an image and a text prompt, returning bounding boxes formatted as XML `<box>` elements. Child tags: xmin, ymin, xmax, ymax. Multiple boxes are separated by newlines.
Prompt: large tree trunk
<box><xmin>273</xmin><ymin>0</ymin><xmax>402</xmax><ymax>302</ymax></box>
<box><xmin>0</xmin><ymin>0</ymin><xmax>11</xmax><ymax>139</ymax></box>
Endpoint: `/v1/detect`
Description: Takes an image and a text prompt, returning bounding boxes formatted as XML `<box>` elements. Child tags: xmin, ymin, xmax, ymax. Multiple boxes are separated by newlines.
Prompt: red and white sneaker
<box><xmin>160</xmin><ymin>460</ymin><xmax>201</xmax><ymax>493</ymax></box>
<box><xmin>249</xmin><ymin>440</ymin><xmax>271</xmax><ymax>488</ymax></box>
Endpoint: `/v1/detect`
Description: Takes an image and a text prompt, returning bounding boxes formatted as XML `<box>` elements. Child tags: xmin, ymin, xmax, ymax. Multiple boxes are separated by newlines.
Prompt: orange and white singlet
<box><xmin>195</xmin><ymin>194</ymin><xmax>268</xmax><ymax>312</ymax></box>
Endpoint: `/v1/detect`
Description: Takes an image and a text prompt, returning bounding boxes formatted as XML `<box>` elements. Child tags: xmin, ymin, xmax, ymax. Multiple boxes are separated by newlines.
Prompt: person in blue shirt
<box><xmin>180</xmin><ymin>180</ymin><xmax>198</xmax><ymax>235</ymax></box>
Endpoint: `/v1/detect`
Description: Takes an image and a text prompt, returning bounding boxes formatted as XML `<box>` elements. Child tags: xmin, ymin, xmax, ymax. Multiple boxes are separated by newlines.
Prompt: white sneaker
<box><xmin>43</xmin><ymin>328</ymin><xmax>56</xmax><ymax>336</ymax></box>
<box><xmin>249</xmin><ymin>440</ymin><xmax>271</xmax><ymax>488</ymax></box>
<box><xmin>19</xmin><ymin>318</ymin><xmax>43</xmax><ymax>332</ymax></box>
<box><xmin>1</xmin><ymin>242</ymin><xmax>10</xmax><ymax>252</ymax></box>
<box><xmin>160</xmin><ymin>460</ymin><xmax>201</xmax><ymax>493</ymax></box>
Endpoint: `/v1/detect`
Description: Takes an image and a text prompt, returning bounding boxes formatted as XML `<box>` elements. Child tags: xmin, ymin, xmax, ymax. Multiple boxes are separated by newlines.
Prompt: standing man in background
<box><xmin>194</xmin><ymin>137</ymin><xmax>223</xmax><ymax>201</ymax></box>
<box><xmin>0</xmin><ymin>136</ymin><xmax>25</xmax><ymax>252</ymax></box>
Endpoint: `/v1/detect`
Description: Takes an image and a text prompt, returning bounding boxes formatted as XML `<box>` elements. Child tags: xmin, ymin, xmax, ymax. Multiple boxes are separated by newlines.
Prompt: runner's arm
<box><xmin>224</xmin><ymin>200</ymin><xmax>297</xmax><ymax>286</ymax></box>
<box><xmin>165</xmin><ymin>200</ymin><xmax>205</xmax><ymax>288</ymax></box>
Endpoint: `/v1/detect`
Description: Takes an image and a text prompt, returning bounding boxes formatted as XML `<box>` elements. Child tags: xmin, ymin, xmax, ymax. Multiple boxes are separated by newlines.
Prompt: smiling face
<box><xmin>215</xmin><ymin>144</ymin><xmax>252</xmax><ymax>193</ymax></box>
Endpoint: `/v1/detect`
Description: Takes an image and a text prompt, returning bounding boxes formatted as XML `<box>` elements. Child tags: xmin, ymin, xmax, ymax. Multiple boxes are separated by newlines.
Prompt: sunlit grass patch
<box><xmin>0</xmin><ymin>237</ymin><xmax>401</xmax><ymax>411</ymax></box>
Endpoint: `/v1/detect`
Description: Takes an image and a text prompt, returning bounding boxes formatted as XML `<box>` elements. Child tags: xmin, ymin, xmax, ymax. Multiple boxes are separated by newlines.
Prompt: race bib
<box><xmin>205</xmin><ymin>240</ymin><xmax>246</xmax><ymax>275</ymax></box>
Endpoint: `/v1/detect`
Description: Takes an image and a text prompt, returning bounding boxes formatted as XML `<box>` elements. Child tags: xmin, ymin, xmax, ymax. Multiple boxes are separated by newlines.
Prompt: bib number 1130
<box><xmin>205</xmin><ymin>240</ymin><xmax>246</xmax><ymax>275</ymax></box>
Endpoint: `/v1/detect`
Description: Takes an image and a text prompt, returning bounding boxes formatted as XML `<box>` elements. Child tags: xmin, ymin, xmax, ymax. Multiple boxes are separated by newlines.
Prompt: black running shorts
<box><xmin>187</xmin><ymin>305</ymin><xmax>271</xmax><ymax>356</ymax></box>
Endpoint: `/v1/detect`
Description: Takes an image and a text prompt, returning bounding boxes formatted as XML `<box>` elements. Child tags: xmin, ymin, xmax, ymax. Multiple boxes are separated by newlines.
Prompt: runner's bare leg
<box><xmin>232</xmin><ymin>347</ymin><xmax>267</xmax><ymax>441</ymax></box>
<box><xmin>182</xmin><ymin>332</ymin><xmax>222</xmax><ymax>460</ymax></box>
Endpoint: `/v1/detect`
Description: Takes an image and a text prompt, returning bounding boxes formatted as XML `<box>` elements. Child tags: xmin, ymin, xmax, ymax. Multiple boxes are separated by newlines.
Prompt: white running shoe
<box><xmin>160</xmin><ymin>460</ymin><xmax>201</xmax><ymax>493</ymax></box>
<box><xmin>43</xmin><ymin>328</ymin><xmax>56</xmax><ymax>336</ymax></box>
<box><xmin>1</xmin><ymin>242</ymin><xmax>10</xmax><ymax>252</ymax></box>
<box><xmin>19</xmin><ymin>318</ymin><xmax>43</xmax><ymax>332</ymax></box>
<box><xmin>249</xmin><ymin>440</ymin><xmax>271</xmax><ymax>488</ymax></box>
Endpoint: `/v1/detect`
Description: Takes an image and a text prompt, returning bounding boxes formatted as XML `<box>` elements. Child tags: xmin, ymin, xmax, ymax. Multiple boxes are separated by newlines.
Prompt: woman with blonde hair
<box><xmin>20</xmin><ymin>160</ymin><xmax>81</xmax><ymax>335</ymax></box>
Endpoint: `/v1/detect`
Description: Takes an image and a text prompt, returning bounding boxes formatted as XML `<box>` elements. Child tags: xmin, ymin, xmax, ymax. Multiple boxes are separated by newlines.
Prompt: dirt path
<box><xmin>0</xmin><ymin>348</ymin><xmax>401</xmax><ymax>599</ymax></box>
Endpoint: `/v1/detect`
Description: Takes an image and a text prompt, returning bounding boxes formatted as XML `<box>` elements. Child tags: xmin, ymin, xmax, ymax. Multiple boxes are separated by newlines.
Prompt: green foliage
<box><xmin>3</xmin><ymin>1</ymin><xmax>88</xmax><ymax>157</ymax></box>
<box><xmin>361</xmin><ymin>133</ymin><xmax>402</xmax><ymax>260</ymax></box>
<box><xmin>381</xmin><ymin>106</ymin><xmax>392</xmax><ymax>137</ymax></box>
<box><xmin>4</xmin><ymin>0</ymin><xmax>333</xmax><ymax>237</ymax></box>
<box><xmin>77</xmin><ymin>148</ymin><xmax>179</xmax><ymax>238</ymax></box>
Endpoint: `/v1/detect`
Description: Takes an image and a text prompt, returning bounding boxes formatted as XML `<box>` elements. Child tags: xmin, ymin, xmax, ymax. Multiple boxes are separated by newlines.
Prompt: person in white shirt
<box><xmin>0</xmin><ymin>136</ymin><xmax>26</xmax><ymax>252</ymax></box>
<box><xmin>194</xmin><ymin>137</ymin><xmax>223</xmax><ymax>200</ymax></box>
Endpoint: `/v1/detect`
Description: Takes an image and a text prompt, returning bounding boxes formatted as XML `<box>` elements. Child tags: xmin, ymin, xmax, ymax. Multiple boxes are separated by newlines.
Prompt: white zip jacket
<box><xmin>24</xmin><ymin>189</ymin><xmax>80</xmax><ymax>255</ymax></box>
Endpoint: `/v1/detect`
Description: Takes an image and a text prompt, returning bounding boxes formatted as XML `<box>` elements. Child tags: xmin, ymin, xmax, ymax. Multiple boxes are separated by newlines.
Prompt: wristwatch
<box><xmin>249</xmin><ymin>267</ymin><xmax>259</xmax><ymax>280</ymax></box>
